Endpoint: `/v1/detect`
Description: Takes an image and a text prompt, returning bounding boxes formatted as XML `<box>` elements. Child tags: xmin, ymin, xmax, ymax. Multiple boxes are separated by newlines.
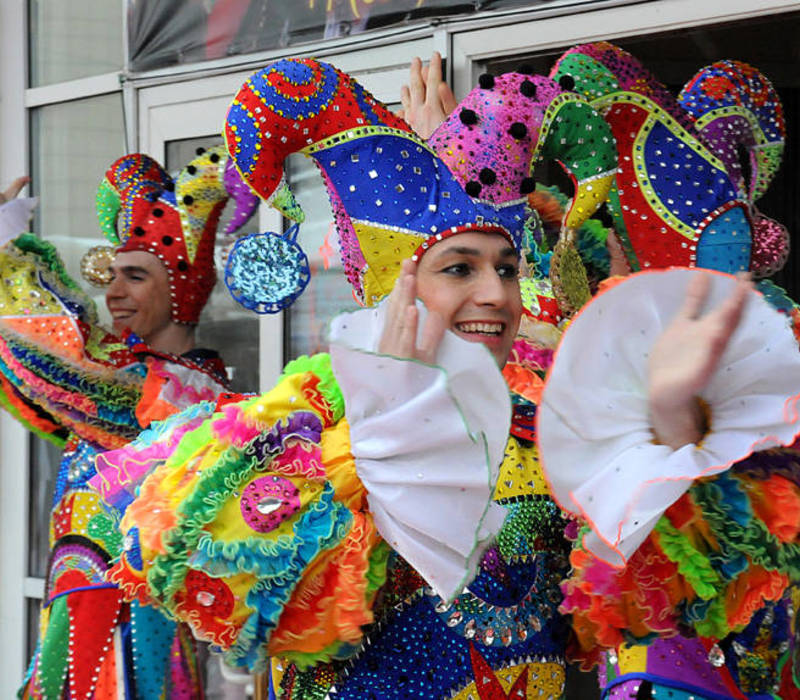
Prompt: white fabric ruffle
<box><xmin>539</xmin><ymin>268</ymin><xmax>800</xmax><ymax>568</ymax></box>
<box><xmin>0</xmin><ymin>197</ymin><xmax>38</xmax><ymax>247</ymax></box>
<box><xmin>328</xmin><ymin>300</ymin><xmax>510</xmax><ymax>602</ymax></box>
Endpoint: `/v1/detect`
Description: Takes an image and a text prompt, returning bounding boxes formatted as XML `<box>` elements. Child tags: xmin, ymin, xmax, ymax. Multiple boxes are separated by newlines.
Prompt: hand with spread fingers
<box><xmin>400</xmin><ymin>52</ymin><xmax>458</xmax><ymax>140</ymax></box>
<box><xmin>0</xmin><ymin>175</ymin><xmax>30</xmax><ymax>204</ymax></box>
<box><xmin>378</xmin><ymin>258</ymin><xmax>447</xmax><ymax>364</ymax></box>
<box><xmin>648</xmin><ymin>272</ymin><xmax>753</xmax><ymax>448</ymax></box>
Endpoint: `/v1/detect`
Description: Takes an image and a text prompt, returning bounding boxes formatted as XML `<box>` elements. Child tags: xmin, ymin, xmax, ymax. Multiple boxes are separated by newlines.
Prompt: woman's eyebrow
<box><xmin>437</xmin><ymin>245</ymin><xmax>481</xmax><ymax>257</ymax></box>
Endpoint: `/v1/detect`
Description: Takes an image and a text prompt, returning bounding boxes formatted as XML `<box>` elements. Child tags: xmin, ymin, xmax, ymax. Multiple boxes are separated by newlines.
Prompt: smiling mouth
<box><xmin>110</xmin><ymin>310</ymin><xmax>135</xmax><ymax>321</ymax></box>
<box><xmin>455</xmin><ymin>321</ymin><xmax>505</xmax><ymax>336</ymax></box>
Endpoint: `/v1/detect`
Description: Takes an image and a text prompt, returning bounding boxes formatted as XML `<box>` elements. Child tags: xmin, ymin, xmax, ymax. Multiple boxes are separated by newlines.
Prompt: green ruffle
<box><xmin>653</xmin><ymin>517</ymin><xmax>721</xmax><ymax>599</ymax></box>
<box><xmin>282</xmin><ymin>353</ymin><xmax>344</xmax><ymax>422</ymax></box>
<box><xmin>13</xmin><ymin>233</ymin><xmax>82</xmax><ymax>293</ymax></box>
<box><xmin>692</xmin><ymin>474</ymin><xmax>800</xmax><ymax>580</ymax></box>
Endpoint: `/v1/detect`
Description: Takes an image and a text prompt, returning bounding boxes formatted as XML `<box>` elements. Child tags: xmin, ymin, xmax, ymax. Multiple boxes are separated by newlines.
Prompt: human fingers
<box><xmin>408</xmin><ymin>56</ymin><xmax>425</xmax><ymax>105</ymax></box>
<box><xmin>437</xmin><ymin>81</ymin><xmax>458</xmax><ymax>116</ymax></box>
<box><xmin>399</xmin><ymin>84</ymin><xmax>411</xmax><ymax>118</ymax></box>
<box><xmin>0</xmin><ymin>176</ymin><xmax>30</xmax><ymax>204</ymax></box>
<box><xmin>678</xmin><ymin>272</ymin><xmax>711</xmax><ymax>320</ymax></box>
<box><xmin>418</xmin><ymin>309</ymin><xmax>447</xmax><ymax>365</ymax></box>
<box><xmin>709</xmin><ymin>274</ymin><xmax>752</xmax><ymax>348</ymax></box>
<box><xmin>385</xmin><ymin>261</ymin><xmax>412</xmax><ymax>326</ymax></box>
<box><xmin>425</xmin><ymin>52</ymin><xmax>443</xmax><ymax>101</ymax></box>
<box><xmin>379</xmin><ymin>261</ymin><xmax>417</xmax><ymax>355</ymax></box>
<box><xmin>397</xmin><ymin>303</ymin><xmax>419</xmax><ymax>358</ymax></box>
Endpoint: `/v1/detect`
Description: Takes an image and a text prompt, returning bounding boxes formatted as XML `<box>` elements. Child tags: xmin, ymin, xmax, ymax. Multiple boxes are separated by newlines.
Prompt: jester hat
<box><xmin>550</xmin><ymin>42</ymin><xmax>789</xmax><ymax>278</ymax></box>
<box><xmin>95</xmin><ymin>147</ymin><xmax>259</xmax><ymax>324</ymax></box>
<box><xmin>224</xmin><ymin>58</ymin><xmax>618</xmax><ymax>306</ymax></box>
<box><xmin>679</xmin><ymin>60</ymin><xmax>788</xmax><ymax>278</ymax></box>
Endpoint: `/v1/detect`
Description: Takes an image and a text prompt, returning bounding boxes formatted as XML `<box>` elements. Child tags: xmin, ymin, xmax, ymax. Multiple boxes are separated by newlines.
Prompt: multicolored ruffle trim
<box><xmin>0</xmin><ymin>237</ymin><xmax>146</xmax><ymax>448</ymax></box>
<box><xmin>562</xmin><ymin>449</ymin><xmax>800</xmax><ymax>668</ymax></box>
<box><xmin>97</xmin><ymin>354</ymin><xmax>389</xmax><ymax>672</ymax></box>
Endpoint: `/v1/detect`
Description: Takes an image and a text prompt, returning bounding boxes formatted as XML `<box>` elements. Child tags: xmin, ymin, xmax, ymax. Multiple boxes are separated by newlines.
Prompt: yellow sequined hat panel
<box><xmin>355</xmin><ymin>222</ymin><xmax>425</xmax><ymax>305</ymax></box>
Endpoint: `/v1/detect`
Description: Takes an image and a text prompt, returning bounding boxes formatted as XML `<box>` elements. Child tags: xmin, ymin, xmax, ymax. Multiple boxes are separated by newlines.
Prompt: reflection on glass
<box><xmin>30</xmin><ymin>93</ymin><xmax>126</xmax><ymax>324</ymax></box>
<box><xmin>29</xmin><ymin>0</ymin><xmax>123</xmax><ymax>87</ymax></box>
<box><xmin>26</xmin><ymin>597</ymin><xmax>42</xmax><ymax>664</ymax></box>
<box><xmin>166</xmin><ymin>136</ymin><xmax>261</xmax><ymax>394</ymax></box>
<box><xmin>285</xmin><ymin>154</ymin><xmax>359</xmax><ymax>359</ymax></box>
<box><xmin>27</xmin><ymin>435</ymin><xmax>61</xmax><ymax>579</ymax></box>
<box><xmin>128</xmin><ymin>0</ymin><xmax>473</xmax><ymax>71</ymax></box>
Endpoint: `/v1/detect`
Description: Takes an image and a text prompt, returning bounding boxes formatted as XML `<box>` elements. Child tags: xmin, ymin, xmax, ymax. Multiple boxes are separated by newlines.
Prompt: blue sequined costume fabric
<box><xmin>275</xmin><ymin>433</ymin><xmax>573</xmax><ymax>700</ymax></box>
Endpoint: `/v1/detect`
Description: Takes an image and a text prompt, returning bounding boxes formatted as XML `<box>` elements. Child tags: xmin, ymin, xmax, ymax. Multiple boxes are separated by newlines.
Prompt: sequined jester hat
<box><xmin>223</xmin><ymin>58</ymin><xmax>620</xmax><ymax>307</ymax></box>
<box><xmin>92</xmin><ymin>147</ymin><xmax>260</xmax><ymax>324</ymax></box>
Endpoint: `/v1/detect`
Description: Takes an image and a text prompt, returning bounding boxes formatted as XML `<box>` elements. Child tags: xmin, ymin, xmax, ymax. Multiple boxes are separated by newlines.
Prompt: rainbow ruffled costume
<box><xmin>542</xmin><ymin>42</ymin><xmax>800</xmax><ymax>700</ymax></box>
<box><xmin>2</xmin><ymin>146</ymin><xmax>257</xmax><ymax>699</ymax></box>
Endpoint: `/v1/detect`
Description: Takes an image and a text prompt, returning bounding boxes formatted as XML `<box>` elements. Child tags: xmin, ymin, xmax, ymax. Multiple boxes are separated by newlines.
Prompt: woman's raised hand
<box><xmin>400</xmin><ymin>52</ymin><xmax>458</xmax><ymax>140</ymax></box>
<box><xmin>378</xmin><ymin>259</ymin><xmax>446</xmax><ymax>364</ymax></box>
<box><xmin>648</xmin><ymin>272</ymin><xmax>753</xmax><ymax>449</ymax></box>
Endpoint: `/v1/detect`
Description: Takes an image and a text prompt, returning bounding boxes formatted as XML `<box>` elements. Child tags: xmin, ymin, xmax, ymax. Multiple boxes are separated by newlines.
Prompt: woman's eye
<box><xmin>497</xmin><ymin>264</ymin><xmax>519</xmax><ymax>278</ymax></box>
<box><xmin>441</xmin><ymin>263</ymin><xmax>470</xmax><ymax>276</ymax></box>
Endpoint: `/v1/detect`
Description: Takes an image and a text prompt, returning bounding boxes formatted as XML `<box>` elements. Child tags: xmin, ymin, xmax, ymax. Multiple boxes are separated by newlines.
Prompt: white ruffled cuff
<box><xmin>0</xmin><ymin>197</ymin><xmax>38</xmax><ymax>247</ymax></box>
<box><xmin>328</xmin><ymin>300</ymin><xmax>510</xmax><ymax>601</ymax></box>
<box><xmin>539</xmin><ymin>268</ymin><xmax>800</xmax><ymax>568</ymax></box>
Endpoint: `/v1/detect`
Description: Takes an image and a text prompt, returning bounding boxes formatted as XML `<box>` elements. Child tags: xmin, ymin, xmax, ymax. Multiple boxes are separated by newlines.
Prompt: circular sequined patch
<box><xmin>225</xmin><ymin>227</ymin><xmax>310</xmax><ymax>313</ymax></box>
<box><xmin>240</xmin><ymin>474</ymin><xmax>301</xmax><ymax>532</ymax></box>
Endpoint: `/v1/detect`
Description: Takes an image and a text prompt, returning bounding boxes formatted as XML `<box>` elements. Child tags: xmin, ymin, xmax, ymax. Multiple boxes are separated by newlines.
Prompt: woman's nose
<box><xmin>474</xmin><ymin>270</ymin><xmax>507</xmax><ymax>306</ymax></box>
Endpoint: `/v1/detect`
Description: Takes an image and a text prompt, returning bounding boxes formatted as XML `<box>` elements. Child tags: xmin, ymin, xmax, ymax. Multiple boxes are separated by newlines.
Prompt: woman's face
<box><xmin>415</xmin><ymin>232</ymin><xmax>522</xmax><ymax>366</ymax></box>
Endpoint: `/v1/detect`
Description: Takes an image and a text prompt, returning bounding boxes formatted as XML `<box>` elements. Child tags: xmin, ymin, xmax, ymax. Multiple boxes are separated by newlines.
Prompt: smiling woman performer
<box><xmin>0</xmin><ymin>148</ymin><xmax>258</xmax><ymax>698</ymax></box>
<box><xmin>91</xmin><ymin>59</ymin><xmax>800</xmax><ymax>700</ymax></box>
<box><xmin>93</xmin><ymin>58</ymin><xmax>617</xmax><ymax>699</ymax></box>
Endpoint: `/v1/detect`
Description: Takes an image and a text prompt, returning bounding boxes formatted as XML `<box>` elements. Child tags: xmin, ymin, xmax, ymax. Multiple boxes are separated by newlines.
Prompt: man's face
<box><xmin>415</xmin><ymin>231</ymin><xmax>523</xmax><ymax>366</ymax></box>
<box><xmin>105</xmin><ymin>250</ymin><xmax>173</xmax><ymax>341</ymax></box>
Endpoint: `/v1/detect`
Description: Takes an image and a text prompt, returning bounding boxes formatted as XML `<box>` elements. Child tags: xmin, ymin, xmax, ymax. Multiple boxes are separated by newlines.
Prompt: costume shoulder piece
<box><xmin>94</xmin><ymin>353</ymin><xmax>388</xmax><ymax>672</ymax></box>
<box><xmin>0</xmin><ymin>232</ymin><xmax>230</xmax><ymax>448</ymax></box>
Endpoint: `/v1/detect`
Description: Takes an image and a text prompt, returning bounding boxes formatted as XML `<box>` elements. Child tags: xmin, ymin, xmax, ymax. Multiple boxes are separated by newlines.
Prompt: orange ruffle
<box><xmin>268</xmin><ymin>511</ymin><xmax>379</xmax><ymax>656</ymax></box>
<box><xmin>502</xmin><ymin>363</ymin><xmax>545</xmax><ymax>404</ymax></box>
<box><xmin>745</xmin><ymin>474</ymin><xmax>800</xmax><ymax>543</ymax></box>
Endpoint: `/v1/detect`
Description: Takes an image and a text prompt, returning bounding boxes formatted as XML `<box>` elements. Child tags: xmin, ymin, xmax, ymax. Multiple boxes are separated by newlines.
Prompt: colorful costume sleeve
<box><xmin>96</xmin><ymin>304</ymin><xmax>513</xmax><ymax>673</ymax></box>
<box><xmin>0</xmin><ymin>233</ymin><xmax>144</xmax><ymax>448</ymax></box>
<box><xmin>328</xmin><ymin>300</ymin><xmax>510</xmax><ymax>601</ymax></box>
<box><xmin>537</xmin><ymin>268</ymin><xmax>800</xmax><ymax>664</ymax></box>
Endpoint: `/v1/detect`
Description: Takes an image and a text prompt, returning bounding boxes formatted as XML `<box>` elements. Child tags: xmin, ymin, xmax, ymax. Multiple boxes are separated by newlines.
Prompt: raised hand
<box><xmin>378</xmin><ymin>259</ymin><xmax>446</xmax><ymax>364</ymax></box>
<box><xmin>0</xmin><ymin>176</ymin><xmax>30</xmax><ymax>204</ymax></box>
<box><xmin>648</xmin><ymin>272</ymin><xmax>753</xmax><ymax>449</ymax></box>
<box><xmin>400</xmin><ymin>52</ymin><xmax>458</xmax><ymax>140</ymax></box>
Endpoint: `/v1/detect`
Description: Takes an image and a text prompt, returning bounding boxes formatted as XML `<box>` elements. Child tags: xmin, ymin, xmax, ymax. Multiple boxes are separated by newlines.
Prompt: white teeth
<box><xmin>457</xmin><ymin>322</ymin><xmax>503</xmax><ymax>334</ymax></box>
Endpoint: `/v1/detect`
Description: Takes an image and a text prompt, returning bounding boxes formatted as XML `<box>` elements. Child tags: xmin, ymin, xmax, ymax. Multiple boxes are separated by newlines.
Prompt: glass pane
<box><xmin>285</xmin><ymin>154</ymin><xmax>360</xmax><ymax>360</ymax></box>
<box><xmin>485</xmin><ymin>10</ymin><xmax>800</xmax><ymax>299</ymax></box>
<box><xmin>26</xmin><ymin>597</ymin><xmax>42</xmax><ymax>664</ymax></box>
<box><xmin>165</xmin><ymin>136</ymin><xmax>261</xmax><ymax>394</ymax></box>
<box><xmin>128</xmin><ymin>0</ymin><xmax>473</xmax><ymax>72</ymax></box>
<box><xmin>30</xmin><ymin>93</ymin><xmax>125</xmax><ymax>324</ymax></box>
<box><xmin>27</xmin><ymin>436</ymin><xmax>61</xmax><ymax>579</ymax></box>
<box><xmin>29</xmin><ymin>0</ymin><xmax>123</xmax><ymax>87</ymax></box>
